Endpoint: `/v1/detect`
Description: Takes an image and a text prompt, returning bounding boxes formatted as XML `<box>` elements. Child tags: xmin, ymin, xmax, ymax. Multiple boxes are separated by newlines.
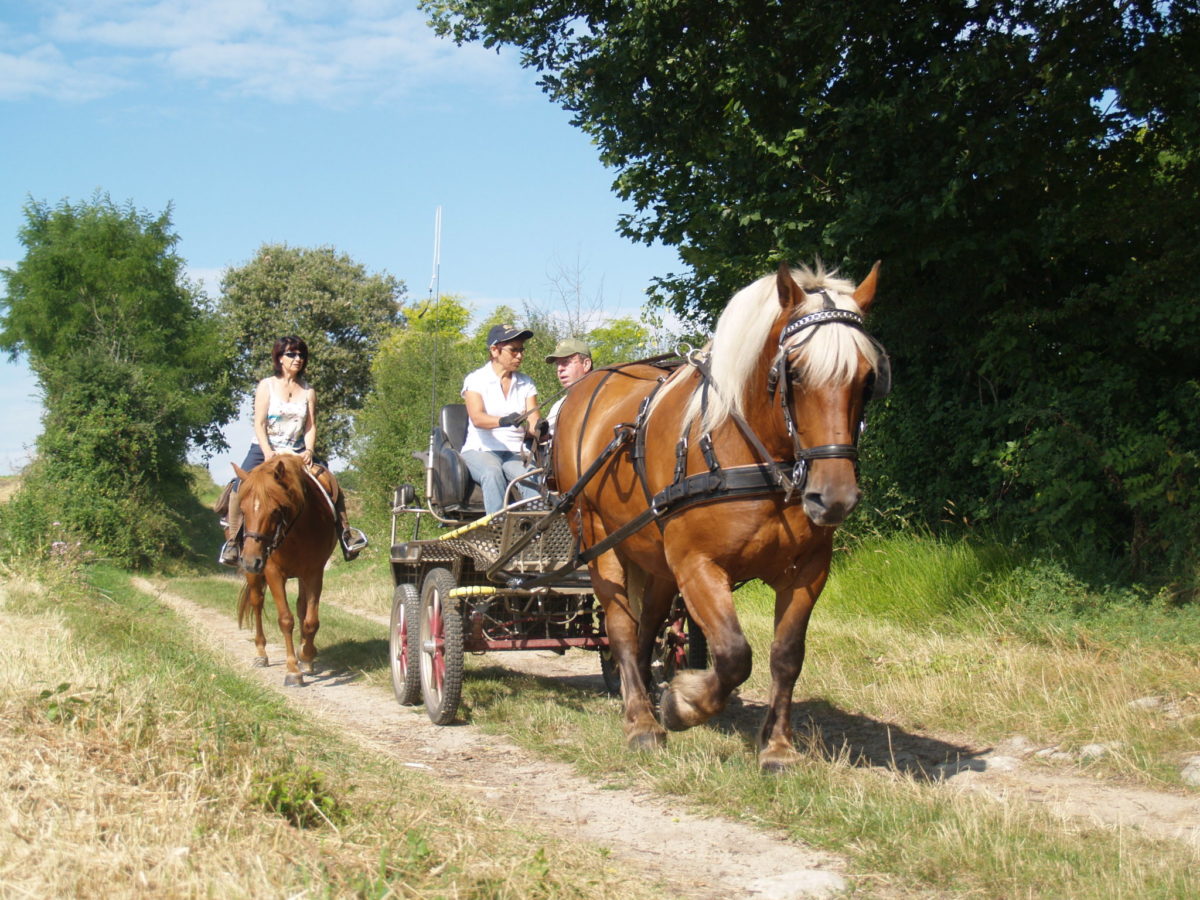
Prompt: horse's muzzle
<box><xmin>241</xmin><ymin>554</ymin><xmax>266</xmax><ymax>575</ymax></box>
<box><xmin>802</xmin><ymin>486</ymin><xmax>861</xmax><ymax>527</ymax></box>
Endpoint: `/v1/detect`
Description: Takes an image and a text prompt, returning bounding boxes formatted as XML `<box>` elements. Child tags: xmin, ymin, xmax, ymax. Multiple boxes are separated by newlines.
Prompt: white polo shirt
<box><xmin>460</xmin><ymin>363</ymin><xmax>538</xmax><ymax>453</ymax></box>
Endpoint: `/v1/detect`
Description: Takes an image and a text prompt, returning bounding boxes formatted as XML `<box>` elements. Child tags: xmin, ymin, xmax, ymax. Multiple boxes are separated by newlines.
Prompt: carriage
<box><xmin>386</xmin><ymin>400</ymin><xmax>706</xmax><ymax>725</ymax></box>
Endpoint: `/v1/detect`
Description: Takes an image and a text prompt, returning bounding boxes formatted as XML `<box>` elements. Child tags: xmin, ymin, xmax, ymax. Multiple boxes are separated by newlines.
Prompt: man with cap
<box><xmin>544</xmin><ymin>338</ymin><xmax>594</xmax><ymax>435</ymax></box>
<box><xmin>460</xmin><ymin>323</ymin><xmax>541</xmax><ymax>514</ymax></box>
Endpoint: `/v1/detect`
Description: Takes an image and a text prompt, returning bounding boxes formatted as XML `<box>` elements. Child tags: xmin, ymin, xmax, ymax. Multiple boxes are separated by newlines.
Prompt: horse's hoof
<box><xmin>252</xmin><ymin>656</ymin><xmax>269</xmax><ymax>668</ymax></box>
<box><xmin>658</xmin><ymin>671</ymin><xmax>710</xmax><ymax>731</ymax></box>
<box><xmin>758</xmin><ymin>747</ymin><xmax>803</xmax><ymax>774</ymax></box>
<box><xmin>659</xmin><ymin>686</ymin><xmax>700</xmax><ymax>732</ymax></box>
<box><xmin>627</xmin><ymin>729</ymin><xmax>667</xmax><ymax>753</ymax></box>
<box><xmin>283</xmin><ymin>673</ymin><xmax>305</xmax><ymax>688</ymax></box>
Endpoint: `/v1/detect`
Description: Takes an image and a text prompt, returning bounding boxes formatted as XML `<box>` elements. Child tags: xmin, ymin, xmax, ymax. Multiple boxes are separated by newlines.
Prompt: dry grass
<box><xmin>0</xmin><ymin>575</ymin><xmax>669</xmax><ymax>900</ymax></box>
<box><xmin>737</xmin><ymin>608</ymin><xmax>1200</xmax><ymax>785</ymax></box>
<box><xmin>0</xmin><ymin>476</ymin><xmax>18</xmax><ymax>504</ymax></box>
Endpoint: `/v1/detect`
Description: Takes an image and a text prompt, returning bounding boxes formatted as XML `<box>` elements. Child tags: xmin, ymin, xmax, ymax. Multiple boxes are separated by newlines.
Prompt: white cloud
<box><xmin>7</xmin><ymin>0</ymin><xmax>525</xmax><ymax>106</ymax></box>
<box><xmin>0</xmin><ymin>43</ymin><xmax>129</xmax><ymax>101</ymax></box>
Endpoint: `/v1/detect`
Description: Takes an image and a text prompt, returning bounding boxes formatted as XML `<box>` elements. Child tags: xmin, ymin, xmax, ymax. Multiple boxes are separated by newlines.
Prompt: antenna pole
<box><xmin>427</xmin><ymin>206</ymin><xmax>443</xmax><ymax>437</ymax></box>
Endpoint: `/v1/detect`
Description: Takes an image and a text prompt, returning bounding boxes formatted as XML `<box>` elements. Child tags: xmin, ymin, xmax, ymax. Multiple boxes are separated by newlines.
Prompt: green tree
<box><xmin>424</xmin><ymin>1</ymin><xmax>1200</xmax><ymax>591</ymax></box>
<box><xmin>219</xmin><ymin>244</ymin><xmax>406</xmax><ymax>460</ymax></box>
<box><xmin>586</xmin><ymin>317</ymin><xmax>653</xmax><ymax>367</ymax></box>
<box><xmin>353</xmin><ymin>296</ymin><xmax>478</xmax><ymax>516</ymax></box>
<box><xmin>0</xmin><ymin>194</ymin><xmax>236</xmax><ymax>566</ymax></box>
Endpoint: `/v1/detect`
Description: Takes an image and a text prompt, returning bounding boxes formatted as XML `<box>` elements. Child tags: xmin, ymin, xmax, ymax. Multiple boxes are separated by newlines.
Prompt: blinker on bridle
<box><xmin>765</xmin><ymin>289</ymin><xmax>892</xmax><ymax>500</ymax></box>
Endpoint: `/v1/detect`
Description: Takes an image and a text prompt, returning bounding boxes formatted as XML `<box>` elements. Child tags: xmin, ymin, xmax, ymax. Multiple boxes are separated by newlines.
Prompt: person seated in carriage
<box><xmin>459</xmin><ymin>324</ymin><xmax>542</xmax><ymax>515</ymax></box>
<box><xmin>543</xmin><ymin>338</ymin><xmax>593</xmax><ymax>436</ymax></box>
<box><xmin>217</xmin><ymin>336</ymin><xmax>368</xmax><ymax>566</ymax></box>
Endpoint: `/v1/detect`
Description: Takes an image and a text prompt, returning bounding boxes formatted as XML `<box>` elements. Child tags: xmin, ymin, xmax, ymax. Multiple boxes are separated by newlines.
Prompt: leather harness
<box><xmin>506</xmin><ymin>296</ymin><xmax>889</xmax><ymax>588</ymax></box>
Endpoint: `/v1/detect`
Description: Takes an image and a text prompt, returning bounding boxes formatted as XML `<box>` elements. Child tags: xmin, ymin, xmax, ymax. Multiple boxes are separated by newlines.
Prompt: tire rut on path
<box><xmin>133</xmin><ymin>577</ymin><xmax>849</xmax><ymax>900</ymax></box>
<box><xmin>327</xmin><ymin>596</ymin><xmax>1200</xmax><ymax>852</ymax></box>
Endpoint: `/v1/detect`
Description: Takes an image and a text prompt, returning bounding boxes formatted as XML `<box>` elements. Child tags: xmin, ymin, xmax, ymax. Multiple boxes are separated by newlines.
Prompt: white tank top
<box><xmin>264</xmin><ymin>380</ymin><xmax>308</xmax><ymax>451</ymax></box>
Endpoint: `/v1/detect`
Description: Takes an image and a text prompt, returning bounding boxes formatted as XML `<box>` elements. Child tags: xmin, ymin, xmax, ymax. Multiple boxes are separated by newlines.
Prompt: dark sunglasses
<box><xmin>282</xmin><ymin>351</ymin><xmax>307</xmax><ymax>359</ymax></box>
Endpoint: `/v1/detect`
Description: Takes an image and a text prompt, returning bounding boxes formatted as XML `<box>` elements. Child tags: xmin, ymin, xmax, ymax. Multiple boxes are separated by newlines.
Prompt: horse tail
<box><xmin>236</xmin><ymin>581</ymin><xmax>252</xmax><ymax>629</ymax></box>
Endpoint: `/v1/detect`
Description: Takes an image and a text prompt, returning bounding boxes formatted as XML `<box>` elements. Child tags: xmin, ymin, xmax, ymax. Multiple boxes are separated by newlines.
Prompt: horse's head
<box><xmin>233</xmin><ymin>456</ymin><xmax>305</xmax><ymax>573</ymax></box>
<box><xmin>770</xmin><ymin>261</ymin><xmax>887</xmax><ymax>526</ymax></box>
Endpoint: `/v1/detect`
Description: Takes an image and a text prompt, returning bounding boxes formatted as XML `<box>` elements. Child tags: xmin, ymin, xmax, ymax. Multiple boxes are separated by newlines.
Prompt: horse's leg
<box><xmin>660</xmin><ymin>556</ymin><xmax>752</xmax><ymax>732</ymax></box>
<box><xmin>245</xmin><ymin>574</ymin><xmax>270</xmax><ymax>668</ymax></box>
<box><xmin>266</xmin><ymin>569</ymin><xmax>303</xmax><ymax>687</ymax></box>
<box><xmin>757</xmin><ymin>560</ymin><xmax>830</xmax><ymax>772</ymax></box>
<box><xmin>296</xmin><ymin>570</ymin><xmax>323</xmax><ymax>673</ymax></box>
<box><xmin>591</xmin><ymin>550</ymin><xmax>667</xmax><ymax>751</ymax></box>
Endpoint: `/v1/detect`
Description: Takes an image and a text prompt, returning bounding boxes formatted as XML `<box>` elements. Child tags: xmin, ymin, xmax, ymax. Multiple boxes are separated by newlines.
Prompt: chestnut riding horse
<box><xmin>232</xmin><ymin>454</ymin><xmax>338</xmax><ymax>687</ymax></box>
<box><xmin>552</xmin><ymin>262</ymin><xmax>887</xmax><ymax>770</ymax></box>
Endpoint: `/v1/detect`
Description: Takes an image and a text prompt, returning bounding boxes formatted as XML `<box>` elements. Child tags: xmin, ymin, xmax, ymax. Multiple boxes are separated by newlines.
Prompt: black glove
<box><xmin>497</xmin><ymin>413</ymin><xmax>521</xmax><ymax>428</ymax></box>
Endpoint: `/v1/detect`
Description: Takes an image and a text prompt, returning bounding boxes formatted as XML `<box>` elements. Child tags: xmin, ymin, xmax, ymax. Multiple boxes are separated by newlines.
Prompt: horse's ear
<box><xmin>232</xmin><ymin>463</ymin><xmax>249</xmax><ymax>480</ymax></box>
<box><xmin>776</xmin><ymin>262</ymin><xmax>802</xmax><ymax>310</ymax></box>
<box><xmin>852</xmin><ymin>261</ymin><xmax>882</xmax><ymax>312</ymax></box>
<box><xmin>271</xmin><ymin>458</ymin><xmax>290</xmax><ymax>482</ymax></box>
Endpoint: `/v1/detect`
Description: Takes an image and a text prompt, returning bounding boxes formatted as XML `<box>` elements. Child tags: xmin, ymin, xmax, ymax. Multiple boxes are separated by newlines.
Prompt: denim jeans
<box><xmin>234</xmin><ymin>440</ymin><xmax>308</xmax><ymax>488</ymax></box>
<box><xmin>461</xmin><ymin>449</ymin><xmax>538</xmax><ymax>514</ymax></box>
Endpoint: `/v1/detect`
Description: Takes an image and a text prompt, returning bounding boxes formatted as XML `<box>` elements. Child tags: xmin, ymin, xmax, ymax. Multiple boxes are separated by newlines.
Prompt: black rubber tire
<box><xmin>684</xmin><ymin>612</ymin><xmax>709</xmax><ymax>670</ymax></box>
<box><xmin>419</xmin><ymin>568</ymin><xmax>464</xmax><ymax>725</ymax></box>
<box><xmin>599</xmin><ymin>646</ymin><xmax>622</xmax><ymax>695</ymax></box>
<box><xmin>389</xmin><ymin>583</ymin><xmax>422</xmax><ymax>706</ymax></box>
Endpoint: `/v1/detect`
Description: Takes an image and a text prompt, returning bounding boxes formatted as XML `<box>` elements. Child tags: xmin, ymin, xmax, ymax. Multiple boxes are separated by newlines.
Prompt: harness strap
<box><xmin>510</xmin><ymin>463</ymin><xmax>791</xmax><ymax>590</ymax></box>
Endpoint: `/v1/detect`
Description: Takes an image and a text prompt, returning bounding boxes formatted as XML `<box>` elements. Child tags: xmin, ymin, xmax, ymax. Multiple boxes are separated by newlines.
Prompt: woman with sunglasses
<box><xmin>218</xmin><ymin>336</ymin><xmax>367</xmax><ymax>565</ymax></box>
<box><xmin>460</xmin><ymin>323</ymin><xmax>541</xmax><ymax>515</ymax></box>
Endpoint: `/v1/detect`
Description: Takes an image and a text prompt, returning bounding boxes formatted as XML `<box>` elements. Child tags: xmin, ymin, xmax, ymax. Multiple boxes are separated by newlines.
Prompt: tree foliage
<box><xmin>219</xmin><ymin>244</ymin><xmax>406</xmax><ymax>460</ymax></box>
<box><xmin>353</xmin><ymin>296</ymin><xmax>480</xmax><ymax>517</ymax></box>
<box><xmin>424</xmin><ymin>0</ymin><xmax>1200</xmax><ymax>591</ymax></box>
<box><xmin>0</xmin><ymin>194</ymin><xmax>236</xmax><ymax>566</ymax></box>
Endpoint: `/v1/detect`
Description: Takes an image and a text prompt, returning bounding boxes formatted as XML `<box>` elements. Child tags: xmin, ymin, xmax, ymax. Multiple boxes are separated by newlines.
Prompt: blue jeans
<box><xmin>461</xmin><ymin>449</ymin><xmax>538</xmax><ymax>514</ymax></box>
<box><xmin>234</xmin><ymin>441</ymin><xmax>309</xmax><ymax>487</ymax></box>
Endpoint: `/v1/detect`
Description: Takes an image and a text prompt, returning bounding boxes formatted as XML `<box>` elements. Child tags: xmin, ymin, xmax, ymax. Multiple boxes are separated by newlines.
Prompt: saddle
<box><xmin>213</xmin><ymin>459</ymin><xmax>341</xmax><ymax>519</ymax></box>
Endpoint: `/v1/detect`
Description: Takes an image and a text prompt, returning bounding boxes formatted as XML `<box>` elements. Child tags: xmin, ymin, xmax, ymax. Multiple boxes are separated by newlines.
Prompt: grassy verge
<box><xmin>162</xmin><ymin>525</ymin><xmax>1200</xmax><ymax>897</ymax></box>
<box><xmin>0</xmin><ymin>562</ymin><xmax>669</xmax><ymax>899</ymax></box>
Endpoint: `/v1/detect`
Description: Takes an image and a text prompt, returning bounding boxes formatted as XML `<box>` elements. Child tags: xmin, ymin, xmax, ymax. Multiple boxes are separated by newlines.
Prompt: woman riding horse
<box><xmin>219</xmin><ymin>336</ymin><xmax>367</xmax><ymax>566</ymax></box>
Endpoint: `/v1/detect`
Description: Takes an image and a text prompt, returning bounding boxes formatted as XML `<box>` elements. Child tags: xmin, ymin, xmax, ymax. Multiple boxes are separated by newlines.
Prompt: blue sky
<box><xmin>0</xmin><ymin>1</ymin><xmax>682</xmax><ymax>478</ymax></box>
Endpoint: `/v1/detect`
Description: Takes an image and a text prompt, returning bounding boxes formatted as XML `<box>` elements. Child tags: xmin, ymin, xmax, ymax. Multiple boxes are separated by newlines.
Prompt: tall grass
<box><xmin>0</xmin><ymin>562</ymin><xmax>668</xmax><ymax>899</ymax></box>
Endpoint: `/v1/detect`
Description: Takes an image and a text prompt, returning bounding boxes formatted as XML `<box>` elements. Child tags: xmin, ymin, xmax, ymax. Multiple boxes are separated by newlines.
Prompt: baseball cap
<box><xmin>487</xmin><ymin>323</ymin><xmax>534</xmax><ymax>346</ymax></box>
<box><xmin>545</xmin><ymin>338</ymin><xmax>592</xmax><ymax>363</ymax></box>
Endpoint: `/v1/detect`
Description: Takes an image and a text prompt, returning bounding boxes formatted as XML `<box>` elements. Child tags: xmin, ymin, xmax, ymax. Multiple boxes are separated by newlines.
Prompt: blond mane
<box><xmin>667</xmin><ymin>263</ymin><xmax>881</xmax><ymax>435</ymax></box>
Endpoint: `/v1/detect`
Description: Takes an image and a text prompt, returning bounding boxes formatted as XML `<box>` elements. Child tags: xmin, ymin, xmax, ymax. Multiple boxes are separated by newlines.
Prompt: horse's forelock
<box><xmin>681</xmin><ymin>264</ymin><xmax>866</xmax><ymax>435</ymax></box>
<box><xmin>243</xmin><ymin>456</ymin><xmax>305</xmax><ymax>512</ymax></box>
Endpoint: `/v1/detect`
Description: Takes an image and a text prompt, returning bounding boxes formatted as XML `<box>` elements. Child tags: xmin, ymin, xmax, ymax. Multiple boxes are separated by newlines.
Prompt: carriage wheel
<box><xmin>419</xmin><ymin>568</ymin><xmax>464</xmax><ymax>725</ymax></box>
<box><xmin>389</xmin><ymin>583</ymin><xmax>422</xmax><ymax>706</ymax></box>
<box><xmin>598</xmin><ymin>647</ymin><xmax>621</xmax><ymax>696</ymax></box>
<box><xmin>654</xmin><ymin>598</ymin><xmax>709</xmax><ymax>687</ymax></box>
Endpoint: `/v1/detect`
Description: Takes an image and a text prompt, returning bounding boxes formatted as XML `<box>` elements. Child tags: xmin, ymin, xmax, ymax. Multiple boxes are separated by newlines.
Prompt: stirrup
<box><xmin>339</xmin><ymin>527</ymin><xmax>368</xmax><ymax>561</ymax></box>
<box><xmin>218</xmin><ymin>540</ymin><xmax>240</xmax><ymax>568</ymax></box>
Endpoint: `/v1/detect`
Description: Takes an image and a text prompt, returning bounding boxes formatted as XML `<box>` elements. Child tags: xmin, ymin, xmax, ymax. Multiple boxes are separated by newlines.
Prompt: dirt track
<box><xmin>133</xmin><ymin>577</ymin><xmax>1200</xmax><ymax>898</ymax></box>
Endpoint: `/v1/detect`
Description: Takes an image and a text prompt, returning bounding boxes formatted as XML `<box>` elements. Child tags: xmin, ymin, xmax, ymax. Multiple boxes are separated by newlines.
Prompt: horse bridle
<box><xmin>763</xmin><ymin>290</ymin><xmax>891</xmax><ymax>498</ymax></box>
<box><xmin>241</xmin><ymin>505</ymin><xmax>294</xmax><ymax>559</ymax></box>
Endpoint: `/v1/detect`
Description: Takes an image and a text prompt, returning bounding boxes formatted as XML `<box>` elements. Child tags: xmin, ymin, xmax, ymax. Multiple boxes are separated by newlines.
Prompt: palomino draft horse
<box><xmin>232</xmin><ymin>454</ymin><xmax>338</xmax><ymax>687</ymax></box>
<box><xmin>552</xmin><ymin>262</ymin><xmax>888</xmax><ymax>771</ymax></box>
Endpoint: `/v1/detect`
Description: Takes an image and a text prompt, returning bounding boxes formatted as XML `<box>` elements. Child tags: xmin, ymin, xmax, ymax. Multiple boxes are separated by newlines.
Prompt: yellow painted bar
<box><xmin>439</xmin><ymin>513</ymin><xmax>495</xmax><ymax>541</ymax></box>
